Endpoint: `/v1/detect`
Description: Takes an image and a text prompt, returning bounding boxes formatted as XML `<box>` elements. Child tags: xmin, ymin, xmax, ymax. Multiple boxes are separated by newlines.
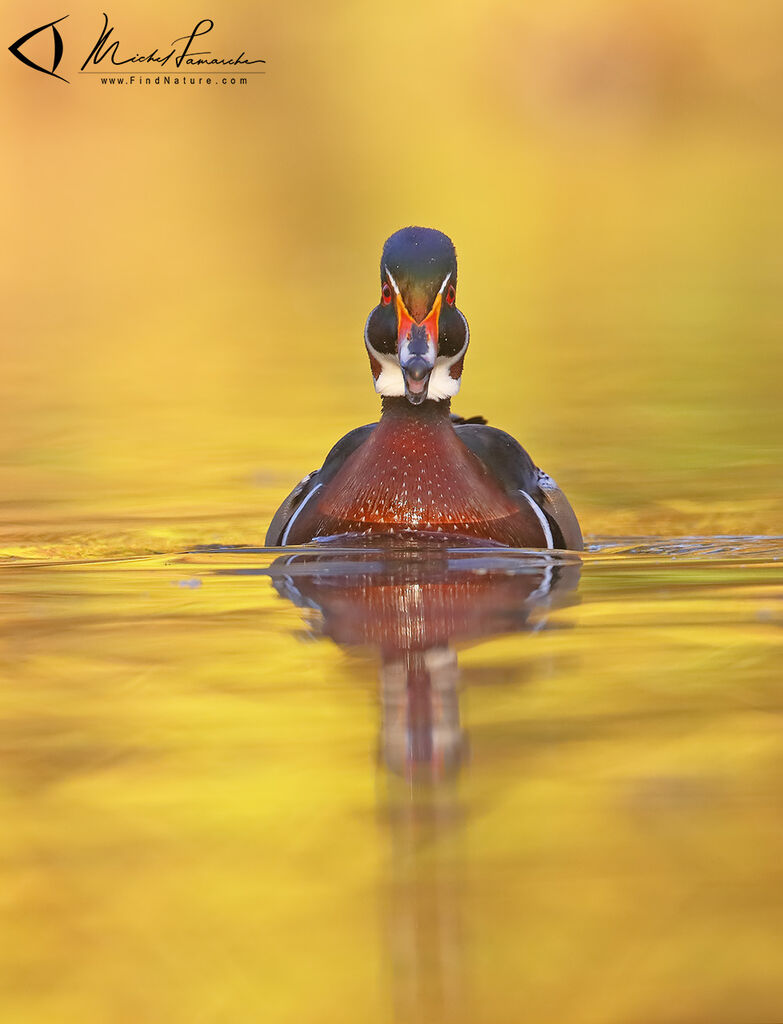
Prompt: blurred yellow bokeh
<box><xmin>2</xmin><ymin>0</ymin><xmax>782</xmax><ymax>556</ymax></box>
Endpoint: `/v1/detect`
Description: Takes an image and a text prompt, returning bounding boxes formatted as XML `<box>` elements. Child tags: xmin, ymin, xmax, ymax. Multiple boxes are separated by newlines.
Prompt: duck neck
<box><xmin>380</xmin><ymin>396</ymin><xmax>452</xmax><ymax>425</ymax></box>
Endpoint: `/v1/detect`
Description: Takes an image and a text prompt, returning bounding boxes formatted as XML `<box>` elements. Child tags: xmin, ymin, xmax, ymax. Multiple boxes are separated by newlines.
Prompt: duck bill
<box><xmin>397</xmin><ymin>294</ymin><xmax>440</xmax><ymax>405</ymax></box>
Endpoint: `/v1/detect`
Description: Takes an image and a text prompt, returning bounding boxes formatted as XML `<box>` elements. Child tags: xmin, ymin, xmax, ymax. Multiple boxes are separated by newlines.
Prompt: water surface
<box><xmin>1</xmin><ymin>534</ymin><xmax>781</xmax><ymax>1023</ymax></box>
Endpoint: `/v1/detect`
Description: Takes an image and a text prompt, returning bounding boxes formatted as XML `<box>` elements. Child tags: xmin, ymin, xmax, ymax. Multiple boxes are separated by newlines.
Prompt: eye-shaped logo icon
<box><xmin>9</xmin><ymin>15</ymin><xmax>69</xmax><ymax>83</ymax></box>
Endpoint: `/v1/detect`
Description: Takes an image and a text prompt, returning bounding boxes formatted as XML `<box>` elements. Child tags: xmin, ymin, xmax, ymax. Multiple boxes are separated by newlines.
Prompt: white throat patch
<box><xmin>364</xmin><ymin>309</ymin><xmax>469</xmax><ymax>401</ymax></box>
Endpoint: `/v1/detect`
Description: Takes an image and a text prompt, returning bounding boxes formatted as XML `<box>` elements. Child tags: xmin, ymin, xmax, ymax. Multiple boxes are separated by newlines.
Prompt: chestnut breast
<box><xmin>319</xmin><ymin>413</ymin><xmax>519</xmax><ymax>529</ymax></box>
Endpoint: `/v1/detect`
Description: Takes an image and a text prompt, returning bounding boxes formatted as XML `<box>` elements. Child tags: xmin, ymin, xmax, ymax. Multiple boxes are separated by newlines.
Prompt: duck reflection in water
<box><xmin>267</xmin><ymin>534</ymin><xmax>580</xmax><ymax>781</ymax></box>
<box><xmin>263</xmin><ymin>535</ymin><xmax>580</xmax><ymax>1024</ymax></box>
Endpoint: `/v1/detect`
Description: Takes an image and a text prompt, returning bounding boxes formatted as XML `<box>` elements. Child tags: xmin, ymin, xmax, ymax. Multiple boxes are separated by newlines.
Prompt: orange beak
<box><xmin>396</xmin><ymin>292</ymin><xmax>441</xmax><ymax>404</ymax></box>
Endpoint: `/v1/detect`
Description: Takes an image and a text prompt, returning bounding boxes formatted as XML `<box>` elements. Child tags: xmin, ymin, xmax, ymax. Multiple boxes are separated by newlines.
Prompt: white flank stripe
<box><xmin>281</xmin><ymin>483</ymin><xmax>323</xmax><ymax>545</ymax></box>
<box><xmin>519</xmin><ymin>491</ymin><xmax>554</xmax><ymax>549</ymax></box>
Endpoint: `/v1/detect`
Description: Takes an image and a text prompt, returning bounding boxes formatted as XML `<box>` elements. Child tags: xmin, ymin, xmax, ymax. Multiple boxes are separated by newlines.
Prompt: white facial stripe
<box><xmin>372</xmin><ymin>352</ymin><xmax>406</xmax><ymax>396</ymax></box>
<box><xmin>364</xmin><ymin>313</ymin><xmax>405</xmax><ymax>397</ymax></box>
<box><xmin>384</xmin><ymin>267</ymin><xmax>400</xmax><ymax>295</ymax></box>
<box><xmin>384</xmin><ymin>267</ymin><xmax>452</xmax><ymax>305</ymax></box>
<box><xmin>426</xmin><ymin>310</ymin><xmax>469</xmax><ymax>398</ymax></box>
<box><xmin>427</xmin><ymin>367</ymin><xmax>458</xmax><ymax>399</ymax></box>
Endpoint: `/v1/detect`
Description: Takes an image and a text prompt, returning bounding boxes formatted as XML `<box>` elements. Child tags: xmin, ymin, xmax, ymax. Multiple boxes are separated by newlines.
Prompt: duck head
<box><xmin>364</xmin><ymin>226</ymin><xmax>469</xmax><ymax>405</ymax></box>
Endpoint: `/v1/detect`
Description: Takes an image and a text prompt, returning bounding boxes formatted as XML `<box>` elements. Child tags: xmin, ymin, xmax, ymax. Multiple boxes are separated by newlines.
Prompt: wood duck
<box><xmin>266</xmin><ymin>226</ymin><xmax>583</xmax><ymax>550</ymax></box>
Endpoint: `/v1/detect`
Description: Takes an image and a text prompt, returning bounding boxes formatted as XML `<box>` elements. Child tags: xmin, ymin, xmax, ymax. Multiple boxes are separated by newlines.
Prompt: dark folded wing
<box><xmin>265</xmin><ymin>423</ymin><xmax>378</xmax><ymax>546</ymax></box>
<box><xmin>535</xmin><ymin>471</ymin><xmax>584</xmax><ymax>551</ymax></box>
<box><xmin>455</xmin><ymin>423</ymin><xmax>583</xmax><ymax>551</ymax></box>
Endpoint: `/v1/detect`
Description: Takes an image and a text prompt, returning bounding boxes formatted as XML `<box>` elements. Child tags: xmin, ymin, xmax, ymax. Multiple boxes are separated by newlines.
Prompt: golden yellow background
<box><xmin>2</xmin><ymin>2</ymin><xmax>783</xmax><ymax>1022</ymax></box>
<box><xmin>3</xmin><ymin>0</ymin><xmax>782</xmax><ymax>559</ymax></box>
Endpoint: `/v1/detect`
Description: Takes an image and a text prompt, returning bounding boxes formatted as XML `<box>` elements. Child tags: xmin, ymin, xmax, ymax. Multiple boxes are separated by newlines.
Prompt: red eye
<box><xmin>381</xmin><ymin>283</ymin><xmax>392</xmax><ymax>305</ymax></box>
<box><xmin>446</xmin><ymin>284</ymin><xmax>456</xmax><ymax>306</ymax></box>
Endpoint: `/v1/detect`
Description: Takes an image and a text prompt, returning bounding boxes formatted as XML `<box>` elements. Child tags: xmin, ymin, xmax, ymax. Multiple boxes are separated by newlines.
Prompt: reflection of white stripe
<box><xmin>281</xmin><ymin>483</ymin><xmax>323</xmax><ymax>545</ymax></box>
<box><xmin>519</xmin><ymin>491</ymin><xmax>553</xmax><ymax>548</ymax></box>
<box><xmin>529</xmin><ymin>558</ymin><xmax>554</xmax><ymax>602</ymax></box>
